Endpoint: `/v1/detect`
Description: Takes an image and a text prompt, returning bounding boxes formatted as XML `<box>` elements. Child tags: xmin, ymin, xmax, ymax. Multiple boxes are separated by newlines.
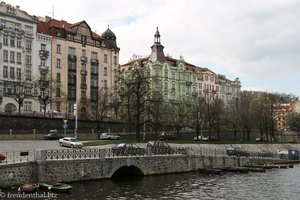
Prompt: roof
<box><xmin>37</xmin><ymin>18</ymin><xmax>104</xmax><ymax>40</ymax></box>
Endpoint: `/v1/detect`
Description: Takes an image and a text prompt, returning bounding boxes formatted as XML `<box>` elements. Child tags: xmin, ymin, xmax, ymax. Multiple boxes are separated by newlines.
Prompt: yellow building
<box><xmin>37</xmin><ymin>17</ymin><xmax>119</xmax><ymax>119</ymax></box>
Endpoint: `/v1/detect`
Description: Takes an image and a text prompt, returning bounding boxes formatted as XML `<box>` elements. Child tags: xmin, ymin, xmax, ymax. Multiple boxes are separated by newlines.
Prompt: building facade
<box><xmin>218</xmin><ymin>74</ymin><xmax>241</xmax><ymax>106</ymax></box>
<box><xmin>38</xmin><ymin>17</ymin><xmax>119</xmax><ymax>119</ymax></box>
<box><xmin>120</xmin><ymin>28</ymin><xmax>241</xmax><ymax>106</ymax></box>
<box><xmin>120</xmin><ymin>28</ymin><xmax>198</xmax><ymax>102</ymax></box>
<box><xmin>0</xmin><ymin>2</ymin><xmax>41</xmax><ymax>114</ymax></box>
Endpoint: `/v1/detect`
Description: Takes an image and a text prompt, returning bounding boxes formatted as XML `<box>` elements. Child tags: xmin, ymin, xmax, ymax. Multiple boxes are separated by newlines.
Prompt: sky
<box><xmin>5</xmin><ymin>0</ymin><xmax>300</xmax><ymax>96</ymax></box>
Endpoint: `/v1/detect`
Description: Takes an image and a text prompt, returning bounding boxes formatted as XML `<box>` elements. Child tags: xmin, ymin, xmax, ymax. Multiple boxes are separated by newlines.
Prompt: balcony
<box><xmin>81</xmin><ymin>70</ymin><xmax>87</xmax><ymax>75</ymax></box>
<box><xmin>39</xmin><ymin>50</ymin><xmax>49</xmax><ymax>59</ymax></box>
<box><xmin>81</xmin><ymin>56</ymin><xmax>87</xmax><ymax>63</ymax></box>
<box><xmin>68</xmin><ymin>54</ymin><xmax>77</xmax><ymax>61</ymax></box>
<box><xmin>39</xmin><ymin>65</ymin><xmax>49</xmax><ymax>72</ymax></box>
<box><xmin>91</xmin><ymin>58</ymin><xmax>99</xmax><ymax>64</ymax></box>
<box><xmin>81</xmin><ymin>83</ymin><xmax>87</xmax><ymax>89</ymax></box>
<box><xmin>39</xmin><ymin>80</ymin><xmax>49</xmax><ymax>88</ymax></box>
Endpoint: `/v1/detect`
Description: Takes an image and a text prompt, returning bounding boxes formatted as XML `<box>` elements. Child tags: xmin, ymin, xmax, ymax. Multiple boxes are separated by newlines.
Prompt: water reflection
<box><xmin>3</xmin><ymin>164</ymin><xmax>300</xmax><ymax>200</ymax></box>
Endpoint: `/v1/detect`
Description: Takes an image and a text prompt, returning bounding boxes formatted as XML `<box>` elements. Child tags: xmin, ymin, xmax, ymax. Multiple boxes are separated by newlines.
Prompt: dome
<box><xmin>101</xmin><ymin>27</ymin><xmax>116</xmax><ymax>40</ymax></box>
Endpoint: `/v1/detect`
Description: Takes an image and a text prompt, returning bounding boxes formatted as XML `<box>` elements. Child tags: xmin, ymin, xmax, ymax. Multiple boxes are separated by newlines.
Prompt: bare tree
<box><xmin>191</xmin><ymin>94</ymin><xmax>206</xmax><ymax>140</ymax></box>
<box><xmin>119</xmin><ymin>67</ymin><xmax>151</xmax><ymax>142</ymax></box>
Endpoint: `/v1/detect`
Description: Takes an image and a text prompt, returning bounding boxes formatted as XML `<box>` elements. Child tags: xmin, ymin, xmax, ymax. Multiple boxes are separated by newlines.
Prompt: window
<box><xmin>172</xmin><ymin>72</ymin><xmax>175</xmax><ymax>79</ymax></box>
<box><xmin>3</xmin><ymin>66</ymin><xmax>8</xmax><ymax>78</ymax></box>
<box><xmin>17</xmin><ymin>37</ymin><xmax>21</xmax><ymax>48</ymax></box>
<box><xmin>10</xmin><ymin>51</ymin><xmax>15</xmax><ymax>63</ymax></box>
<box><xmin>15</xmin><ymin>23</ymin><xmax>21</xmax><ymax>32</ymax></box>
<box><xmin>56</xmin><ymin>59</ymin><xmax>61</xmax><ymax>68</ymax></box>
<box><xmin>68</xmin><ymin>86</ymin><xmax>76</xmax><ymax>99</ymax></box>
<box><xmin>10</xmin><ymin>36</ymin><xmax>15</xmax><ymax>47</ymax></box>
<box><xmin>25</xmin><ymin>25</ymin><xmax>33</xmax><ymax>34</ymax></box>
<box><xmin>81</xmin><ymin>63</ymin><xmax>86</xmax><ymax>71</ymax></box>
<box><xmin>10</xmin><ymin>67</ymin><xmax>15</xmax><ymax>79</ymax></box>
<box><xmin>26</xmin><ymin>55</ymin><xmax>31</xmax><ymax>65</ymax></box>
<box><xmin>91</xmin><ymin>77</ymin><xmax>98</xmax><ymax>87</ymax></box>
<box><xmin>56</xmin><ymin>44</ymin><xmax>61</xmax><ymax>54</ymax></box>
<box><xmin>25</xmin><ymin>40</ymin><xmax>32</xmax><ymax>50</ymax></box>
<box><xmin>40</xmin><ymin>60</ymin><xmax>46</xmax><ymax>66</ymax></box>
<box><xmin>3</xmin><ymin>34</ymin><xmax>8</xmax><ymax>45</ymax></box>
<box><xmin>41</xmin><ymin>43</ymin><xmax>46</xmax><ymax>50</ymax></box>
<box><xmin>103</xmin><ymin>80</ymin><xmax>108</xmax><ymax>88</ymax></box>
<box><xmin>81</xmin><ymin>35</ymin><xmax>86</xmax><ymax>45</ymax></box>
<box><xmin>205</xmin><ymin>75</ymin><xmax>208</xmax><ymax>81</ymax></box>
<box><xmin>25</xmin><ymin>68</ymin><xmax>31</xmax><ymax>80</ymax></box>
<box><xmin>68</xmin><ymin>74</ymin><xmax>76</xmax><ymax>84</ymax></box>
<box><xmin>199</xmin><ymin>83</ymin><xmax>202</xmax><ymax>89</ymax></box>
<box><xmin>91</xmin><ymin>64</ymin><xmax>98</xmax><ymax>74</ymax></box>
<box><xmin>17</xmin><ymin>68</ymin><xmax>21</xmax><ymax>79</ymax></box>
<box><xmin>82</xmin><ymin>49</ymin><xmax>86</xmax><ymax>56</ymax></box>
<box><xmin>104</xmin><ymin>67</ymin><xmax>108</xmax><ymax>76</ymax></box>
<box><xmin>113</xmin><ymin>56</ymin><xmax>117</xmax><ymax>65</ymax></box>
<box><xmin>17</xmin><ymin>52</ymin><xmax>21</xmax><ymax>64</ymax></box>
<box><xmin>91</xmin><ymin>52</ymin><xmax>97</xmax><ymax>59</ymax></box>
<box><xmin>164</xmin><ymin>69</ymin><xmax>168</xmax><ymax>78</ymax></box>
<box><xmin>81</xmin><ymin>90</ymin><xmax>86</xmax><ymax>99</ymax></box>
<box><xmin>91</xmin><ymin>89</ymin><xmax>98</xmax><ymax>101</ymax></box>
<box><xmin>56</xmin><ymin>102</ymin><xmax>61</xmax><ymax>112</ymax></box>
<box><xmin>56</xmin><ymin>87</ymin><xmax>61</xmax><ymax>97</ymax></box>
<box><xmin>56</xmin><ymin>73</ymin><xmax>61</xmax><ymax>82</ymax></box>
<box><xmin>68</xmin><ymin>61</ymin><xmax>76</xmax><ymax>70</ymax></box>
<box><xmin>104</xmin><ymin>54</ymin><xmax>108</xmax><ymax>63</ymax></box>
<box><xmin>24</xmin><ymin>101</ymin><xmax>32</xmax><ymax>111</ymax></box>
<box><xmin>1</xmin><ymin>20</ymin><xmax>6</xmax><ymax>29</ymax></box>
<box><xmin>155</xmin><ymin>70</ymin><xmax>159</xmax><ymax>77</ymax></box>
<box><xmin>216</xmin><ymin>86</ymin><xmax>219</xmax><ymax>92</ymax></box>
<box><xmin>3</xmin><ymin>50</ymin><xmax>8</xmax><ymax>62</ymax></box>
<box><xmin>68</xmin><ymin>47</ymin><xmax>75</xmax><ymax>55</ymax></box>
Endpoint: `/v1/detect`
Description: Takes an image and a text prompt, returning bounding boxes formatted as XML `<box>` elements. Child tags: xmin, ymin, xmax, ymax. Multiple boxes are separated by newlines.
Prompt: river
<box><xmin>2</xmin><ymin>164</ymin><xmax>300</xmax><ymax>200</ymax></box>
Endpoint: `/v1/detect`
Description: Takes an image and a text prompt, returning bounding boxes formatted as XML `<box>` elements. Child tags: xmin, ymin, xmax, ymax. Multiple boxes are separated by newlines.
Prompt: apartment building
<box><xmin>120</xmin><ymin>28</ymin><xmax>198</xmax><ymax>102</ymax></box>
<box><xmin>38</xmin><ymin>17</ymin><xmax>119</xmax><ymax>119</ymax></box>
<box><xmin>218</xmin><ymin>74</ymin><xmax>241</xmax><ymax>106</ymax></box>
<box><xmin>0</xmin><ymin>2</ymin><xmax>41</xmax><ymax>114</ymax></box>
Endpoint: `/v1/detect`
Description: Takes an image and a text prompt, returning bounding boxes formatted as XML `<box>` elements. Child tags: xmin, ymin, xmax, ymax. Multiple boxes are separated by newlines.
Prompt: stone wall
<box><xmin>0</xmin><ymin>162</ymin><xmax>36</xmax><ymax>188</ymax></box>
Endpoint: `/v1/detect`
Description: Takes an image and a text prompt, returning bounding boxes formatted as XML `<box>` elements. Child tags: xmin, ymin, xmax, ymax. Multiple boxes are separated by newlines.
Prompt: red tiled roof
<box><xmin>37</xmin><ymin>18</ymin><xmax>104</xmax><ymax>40</ymax></box>
<box><xmin>37</xmin><ymin>21</ymin><xmax>50</xmax><ymax>35</ymax></box>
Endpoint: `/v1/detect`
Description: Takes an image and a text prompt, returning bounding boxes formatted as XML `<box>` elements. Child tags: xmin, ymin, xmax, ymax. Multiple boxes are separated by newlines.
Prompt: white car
<box><xmin>100</xmin><ymin>133</ymin><xmax>120</xmax><ymax>140</ymax></box>
<box><xmin>59</xmin><ymin>137</ymin><xmax>83</xmax><ymax>148</ymax></box>
<box><xmin>193</xmin><ymin>135</ymin><xmax>209</xmax><ymax>141</ymax></box>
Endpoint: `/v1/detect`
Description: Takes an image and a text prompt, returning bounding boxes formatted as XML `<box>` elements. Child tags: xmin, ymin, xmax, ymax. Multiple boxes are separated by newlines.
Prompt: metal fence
<box><xmin>0</xmin><ymin>147</ymin><xmax>278</xmax><ymax>164</ymax></box>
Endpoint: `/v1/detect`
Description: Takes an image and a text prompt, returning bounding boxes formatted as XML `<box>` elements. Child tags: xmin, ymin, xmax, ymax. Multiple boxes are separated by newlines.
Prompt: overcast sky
<box><xmin>6</xmin><ymin>0</ymin><xmax>300</xmax><ymax>96</ymax></box>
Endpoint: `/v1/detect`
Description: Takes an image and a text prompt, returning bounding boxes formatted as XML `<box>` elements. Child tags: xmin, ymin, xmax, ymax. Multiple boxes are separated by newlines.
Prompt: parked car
<box><xmin>255</xmin><ymin>137</ymin><xmax>267</xmax><ymax>142</ymax></box>
<box><xmin>208</xmin><ymin>136</ymin><xmax>219</xmax><ymax>141</ymax></box>
<box><xmin>0</xmin><ymin>153</ymin><xmax>6</xmax><ymax>162</ymax></box>
<box><xmin>59</xmin><ymin>137</ymin><xmax>83</xmax><ymax>148</ymax></box>
<box><xmin>193</xmin><ymin>135</ymin><xmax>209</xmax><ymax>141</ymax></box>
<box><xmin>44</xmin><ymin>129</ymin><xmax>63</xmax><ymax>140</ymax></box>
<box><xmin>147</xmin><ymin>141</ymin><xmax>172</xmax><ymax>154</ymax></box>
<box><xmin>100</xmin><ymin>133</ymin><xmax>120</xmax><ymax>140</ymax></box>
<box><xmin>258</xmin><ymin>149</ymin><xmax>273</xmax><ymax>157</ymax></box>
<box><xmin>159</xmin><ymin>132</ymin><xmax>176</xmax><ymax>140</ymax></box>
<box><xmin>226</xmin><ymin>147</ymin><xmax>250</xmax><ymax>157</ymax></box>
<box><xmin>112</xmin><ymin>143</ymin><xmax>145</xmax><ymax>156</ymax></box>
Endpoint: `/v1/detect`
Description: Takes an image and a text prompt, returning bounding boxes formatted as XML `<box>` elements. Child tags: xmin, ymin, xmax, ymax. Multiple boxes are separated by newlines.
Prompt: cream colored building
<box><xmin>38</xmin><ymin>17</ymin><xmax>119</xmax><ymax>119</ymax></box>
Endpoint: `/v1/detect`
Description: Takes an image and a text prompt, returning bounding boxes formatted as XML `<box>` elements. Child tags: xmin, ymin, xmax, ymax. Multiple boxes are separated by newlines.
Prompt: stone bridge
<box><xmin>0</xmin><ymin>147</ymin><xmax>277</xmax><ymax>188</ymax></box>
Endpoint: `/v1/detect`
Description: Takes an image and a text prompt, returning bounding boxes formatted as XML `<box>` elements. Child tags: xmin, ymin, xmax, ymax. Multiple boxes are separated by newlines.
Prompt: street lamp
<box><xmin>74</xmin><ymin>103</ymin><xmax>77</xmax><ymax>139</ymax></box>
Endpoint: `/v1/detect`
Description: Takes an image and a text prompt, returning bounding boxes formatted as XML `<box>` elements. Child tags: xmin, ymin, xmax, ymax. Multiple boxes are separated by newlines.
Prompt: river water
<box><xmin>2</xmin><ymin>164</ymin><xmax>300</xmax><ymax>200</ymax></box>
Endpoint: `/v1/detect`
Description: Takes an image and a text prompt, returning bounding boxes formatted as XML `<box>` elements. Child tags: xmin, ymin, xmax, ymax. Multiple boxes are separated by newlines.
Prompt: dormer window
<box><xmin>81</xmin><ymin>35</ymin><xmax>87</xmax><ymax>45</ymax></box>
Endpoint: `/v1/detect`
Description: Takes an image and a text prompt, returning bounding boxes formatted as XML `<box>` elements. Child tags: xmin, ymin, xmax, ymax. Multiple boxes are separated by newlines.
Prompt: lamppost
<box><xmin>74</xmin><ymin>103</ymin><xmax>77</xmax><ymax>139</ymax></box>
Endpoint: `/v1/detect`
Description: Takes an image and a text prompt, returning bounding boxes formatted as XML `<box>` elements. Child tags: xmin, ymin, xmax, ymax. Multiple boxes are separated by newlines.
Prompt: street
<box><xmin>0</xmin><ymin>140</ymin><xmax>66</xmax><ymax>152</ymax></box>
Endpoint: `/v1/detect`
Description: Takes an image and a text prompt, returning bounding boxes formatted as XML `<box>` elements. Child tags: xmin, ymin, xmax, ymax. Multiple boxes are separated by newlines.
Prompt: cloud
<box><xmin>6</xmin><ymin>0</ymin><xmax>300</xmax><ymax>95</ymax></box>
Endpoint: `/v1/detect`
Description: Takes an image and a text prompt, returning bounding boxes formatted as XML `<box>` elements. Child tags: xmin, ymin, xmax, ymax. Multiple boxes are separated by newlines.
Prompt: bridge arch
<box><xmin>111</xmin><ymin>165</ymin><xmax>144</xmax><ymax>178</ymax></box>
